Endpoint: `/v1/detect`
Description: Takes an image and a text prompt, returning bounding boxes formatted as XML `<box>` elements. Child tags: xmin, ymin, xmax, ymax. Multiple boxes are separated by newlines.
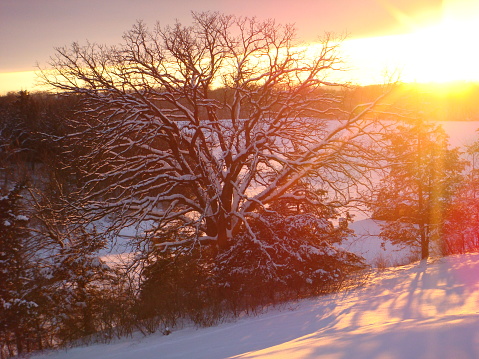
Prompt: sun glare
<box><xmin>2</xmin><ymin>1</ymin><xmax>479</xmax><ymax>94</ymax></box>
<box><xmin>338</xmin><ymin>0</ymin><xmax>479</xmax><ymax>86</ymax></box>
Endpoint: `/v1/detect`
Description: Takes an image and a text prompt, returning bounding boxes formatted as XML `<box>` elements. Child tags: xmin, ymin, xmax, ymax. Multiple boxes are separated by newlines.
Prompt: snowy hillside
<box><xmin>32</xmin><ymin>253</ymin><xmax>479</xmax><ymax>359</ymax></box>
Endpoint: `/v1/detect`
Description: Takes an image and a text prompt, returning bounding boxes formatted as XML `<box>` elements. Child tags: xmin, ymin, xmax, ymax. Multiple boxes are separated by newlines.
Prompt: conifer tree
<box><xmin>442</xmin><ymin>140</ymin><xmax>479</xmax><ymax>254</ymax></box>
<box><xmin>0</xmin><ymin>184</ymin><xmax>39</xmax><ymax>356</ymax></box>
<box><xmin>370</xmin><ymin>121</ymin><xmax>465</xmax><ymax>259</ymax></box>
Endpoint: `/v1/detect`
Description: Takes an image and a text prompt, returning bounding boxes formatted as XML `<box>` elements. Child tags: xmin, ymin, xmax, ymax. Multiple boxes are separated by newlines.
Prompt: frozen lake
<box><xmin>439</xmin><ymin>120</ymin><xmax>479</xmax><ymax>147</ymax></box>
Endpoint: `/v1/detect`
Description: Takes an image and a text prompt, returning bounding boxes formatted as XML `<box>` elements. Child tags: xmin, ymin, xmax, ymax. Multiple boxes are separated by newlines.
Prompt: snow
<box><xmin>439</xmin><ymin>121</ymin><xmax>479</xmax><ymax>148</ymax></box>
<box><xmin>26</xmin><ymin>120</ymin><xmax>479</xmax><ymax>358</ymax></box>
<box><xmin>342</xmin><ymin>219</ymin><xmax>418</xmax><ymax>267</ymax></box>
<box><xmin>31</xmin><ymin>253</ymin><xmax>479</xmax><ymax>359</ymax></box>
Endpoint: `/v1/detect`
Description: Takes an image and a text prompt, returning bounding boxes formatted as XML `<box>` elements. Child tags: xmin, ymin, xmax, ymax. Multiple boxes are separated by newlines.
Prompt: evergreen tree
<box><xmin>442</xmin><ymin>140</ymin><xmax>479</xmax><ymax>254</ymax></box>
<box><xmin>138</xmin><ymin>192</ymin><xmax>365</xmax><ymax>328</ymax></box>
<box><xmin>48</xmin><ymin>228</ymin><xmax>115</xmax><ymax>342</ymax></box>
<box><xmin>370</xmin><ymin>120</ymin><xmax>465</xmax><ymax>259</ymax></box>
<box><xmin>0</xmin><ymin>184</ymin><xmax>41</xmax><ymax>356</ymax></box>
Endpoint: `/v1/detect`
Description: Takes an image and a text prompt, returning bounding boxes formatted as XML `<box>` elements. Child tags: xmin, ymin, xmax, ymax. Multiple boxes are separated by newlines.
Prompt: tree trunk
<box><xmin>216</xmin><ymin>213</ymin><xmax>230</xmax><ymax>251</ymax></box>
<box><xmin>419</xmin><ymin>222</ymin><xmax>429</xmax><ymax>259</ymax></box>
<box><xmin>15</xmin><ymin>331</ymin><xmax>23</xmax><ymax>355</ymax></box>
<box><xmin>417</xmin><ymin>131</ymin><xmax>429</xmax><ymax>260</ymax></box>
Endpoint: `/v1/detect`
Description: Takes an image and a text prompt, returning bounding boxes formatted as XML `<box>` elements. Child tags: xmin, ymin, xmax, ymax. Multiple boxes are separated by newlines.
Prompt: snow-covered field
<box><xmin>32</xmin><ymin>253</ymin><xmax>479</xmax><ymax>359</ymax></box>
<box><xmin>342</xmin><ymin>219</ymin><xmax>418</xmax><ymax>267</ymax></box>
<box><xmin>440</xmin><ymin>120</ymin><xmax>479</xmax><ymax>147</ymax></box>
<box><xmin>98</xmin><ymin>219</ymin><xmax>413</xmax><ymax>269</ymax></box>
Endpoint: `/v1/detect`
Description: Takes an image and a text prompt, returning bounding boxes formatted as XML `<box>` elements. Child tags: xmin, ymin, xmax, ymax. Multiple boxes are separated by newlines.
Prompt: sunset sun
<box><xmin>338</xmin><ymin>0</ymin><xmax>479</xmax><ymax>85</ymax></box>
<box><xmin>396</xmin><ymin>16</ymin><xmax>479</xmax><ymax>83</ymax></box>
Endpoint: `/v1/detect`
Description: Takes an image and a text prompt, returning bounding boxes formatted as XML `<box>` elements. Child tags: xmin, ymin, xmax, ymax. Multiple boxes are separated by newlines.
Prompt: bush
<box><xmin>214</xmin><ymin>212</ymin><xmax>365</xmax><ymax>310</ymax></box>
<box><xmin>137</xmin><ymin>209</ymin><xmax>366</xmax><ymax>329</ymax></box>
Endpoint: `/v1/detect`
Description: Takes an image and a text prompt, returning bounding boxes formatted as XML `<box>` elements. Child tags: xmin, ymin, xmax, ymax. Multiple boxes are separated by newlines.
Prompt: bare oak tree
<box><xmin>40</xmin><ymin>12</ymin><xmax>386</xmax><ymax>251</ymax></box>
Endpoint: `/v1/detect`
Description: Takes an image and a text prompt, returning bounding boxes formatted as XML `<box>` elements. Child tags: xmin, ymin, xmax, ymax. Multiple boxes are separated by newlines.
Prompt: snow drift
<box><xmin>33</xmin><ymin>253</ymin><xmax>479</xmax><ymax>359</ymax></box>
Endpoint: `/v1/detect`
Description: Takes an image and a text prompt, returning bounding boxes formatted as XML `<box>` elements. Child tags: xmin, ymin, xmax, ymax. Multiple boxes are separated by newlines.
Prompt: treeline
<box><xmin>343</xmin><ymin>82</ymin><xmax>479</xmax><ymax>121</ymax></box>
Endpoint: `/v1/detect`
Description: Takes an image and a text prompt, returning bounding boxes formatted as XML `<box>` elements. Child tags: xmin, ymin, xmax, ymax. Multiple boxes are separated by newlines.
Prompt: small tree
<box><xmin>370</xmin><ymin>120</ymin><xmax>465</xmax><ymax>259</ymax></box>
<box><xmin>47</xmin><ymin>228</ymin><xmax>116</xmax><ymax>342</ymax></box>
<box><xmin>442</xmin><ymin>139</ymin><xmax>479</xmax><ymax>254</ymax></box>
<box><xmin>29</xmin><ymin>183</ymin><xmax>127</xmax><ymax>345</ymax></box>
<box><xmin>213</xmin><ymin>201</ymin><xmax>364</xmax><ymax>302</ymax></box>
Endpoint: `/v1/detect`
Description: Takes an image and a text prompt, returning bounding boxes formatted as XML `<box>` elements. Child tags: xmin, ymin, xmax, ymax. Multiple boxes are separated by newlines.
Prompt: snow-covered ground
<box><xmin>342</xmin><ymin>219</ymin><xmax>419</xmax><ymax>267</ymax></box>
<box><xmin>32</xmin><ymin>253</ymin><xmax>479</xmax><ymax>359</ymax></box>
<box><xmin>29</xmin><ymin>121</ymin><xmax>478</xmax><ymax>359</ymax></box>
<box><xmin>439</xmin><ymin>120</ymin><xmax>479</xmax><ymax>148</ymax></box>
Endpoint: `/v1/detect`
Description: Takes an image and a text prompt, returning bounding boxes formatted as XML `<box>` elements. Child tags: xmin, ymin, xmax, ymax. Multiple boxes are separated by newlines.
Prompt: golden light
<box><xmin>337</xmin><ymin>0</ymin><xmax>479</xmax><ymax>85</ymax></box>
<box><xmin>0</xmin><ymin>71</ymin><xmax>39</xmax><ymax>95</ymax></box>
<box><xmin>2</xmin><ymin>1</ymin><xmax>479</xmax><ymax>94</ymax></box>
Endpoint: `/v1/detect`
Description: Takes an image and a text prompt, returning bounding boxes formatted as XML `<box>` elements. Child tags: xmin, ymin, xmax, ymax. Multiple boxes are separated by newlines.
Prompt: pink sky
<box><xmin>0</xmin><ymin>0</ymin><xmax>442</xmax><ymax>73</ymax></box>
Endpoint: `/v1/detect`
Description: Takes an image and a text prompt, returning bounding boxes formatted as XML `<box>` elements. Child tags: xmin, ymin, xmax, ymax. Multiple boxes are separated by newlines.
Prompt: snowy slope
<box><xmin>32</xmin><ymin>253</ymin><xmax>479</xmax><ymax>359</ymax></box>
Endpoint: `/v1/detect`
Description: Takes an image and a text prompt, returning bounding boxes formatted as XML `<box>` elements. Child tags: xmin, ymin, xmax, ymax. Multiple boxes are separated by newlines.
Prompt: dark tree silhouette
<box><xmin>40</xmin><ymin>12</ymin><xmax>387</xmax><ymax>255</ymax></box>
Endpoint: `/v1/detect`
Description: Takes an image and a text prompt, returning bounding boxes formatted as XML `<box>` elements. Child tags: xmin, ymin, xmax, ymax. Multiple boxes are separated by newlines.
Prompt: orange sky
<box><xmin>1</xmin><ymin>0</ymin><xmax>478</xmax><ymax>93</ymax></box>
<box><xmin>340</xmin><ymin>0</ymin><xmax>479</xmax><ymax>84</ymax></box>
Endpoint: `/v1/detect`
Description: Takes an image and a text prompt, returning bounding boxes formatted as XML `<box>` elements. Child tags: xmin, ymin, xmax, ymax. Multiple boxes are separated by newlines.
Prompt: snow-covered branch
<box><xmin>40</xmin><ymin>12</ymin><xmax>391</xmax><ymax>251</ymax></box>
